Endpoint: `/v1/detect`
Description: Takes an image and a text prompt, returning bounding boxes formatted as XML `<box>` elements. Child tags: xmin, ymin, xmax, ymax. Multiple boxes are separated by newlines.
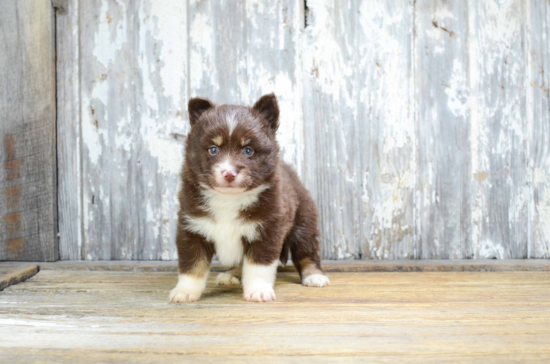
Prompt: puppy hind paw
<box><xmin>215</xmin><ymin>272</ymin><xmax>241</xmax><ymax>286</ymax></box>
<box><xmin>302</xmin><ymin>274</ymin><xmax>330</xmax><ymax>288</ymax></box>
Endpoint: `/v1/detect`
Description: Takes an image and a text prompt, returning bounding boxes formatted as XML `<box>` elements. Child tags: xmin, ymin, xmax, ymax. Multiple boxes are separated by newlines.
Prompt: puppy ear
<box><xmin>188</xmin><ymin>97</ymin><xmax>214</xmax><ymax>126</ymax></box>
<box><xmin>252</xmin><ymin>93</ymin><xmax>279</xmax><ymax>131</ymax></box>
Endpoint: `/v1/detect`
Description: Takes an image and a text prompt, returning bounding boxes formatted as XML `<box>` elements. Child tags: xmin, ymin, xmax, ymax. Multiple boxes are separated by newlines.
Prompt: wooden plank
<box><xmin>2</xmin><ymin>259</ymin><xmax>549</xmax><ymax>273</ymax></box>
<box><xmin>301</xmin><ymin>0</ymin><xmax>362</xmax><ymax>259</ymax></box>
<box><xmin>0</xmin><ymin>0</ymin><xmax>57</xmax><ymax>261</ymax></box>
<box><xmin>354</xmin><ymin>0</ymin><xmax>415</xmax><ymax>259</ymax></box>
<box><xmin>414</xmin><ymin>1</ymin><xmax>470</xmax><ymax>258</ymax></box>
<box><xmin>1</xmin><ymin>270</ymin><xmax>549</xmax><ymax>362</ymax></box>
<box><xmin>79</xmin><ymin>0</ymin><xmax>188</xmax><ymax>260</ymax></box>
<box><xmin>56</xmin><ymin>0</ymin><xmax>82</xmax><ymax>260</ymax></box>
<box><xmin>2</xmin><ymin>351</ymin><xmax>546</xmax><ymax>364</ymax></box>
<box><xmin>528</xmin><ymin>0</ymin><xmax>550</xmax><ymax>258</ymax></box>
<box><xmin>0</xmin><ymin>265</ymin><xmax>39</xmax><ymax>291</ymax></box>
<box><xmin>468</xmin><ymin>1</ymin><xmax>529</xmax><ymax>258</ymax></box>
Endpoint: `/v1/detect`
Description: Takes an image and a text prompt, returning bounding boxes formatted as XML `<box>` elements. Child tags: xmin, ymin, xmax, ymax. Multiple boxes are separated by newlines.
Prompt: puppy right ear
<box><xmin>188</xmin><ymin>97</ymin><xmax>214</xmax><ymax>126</ymax></box>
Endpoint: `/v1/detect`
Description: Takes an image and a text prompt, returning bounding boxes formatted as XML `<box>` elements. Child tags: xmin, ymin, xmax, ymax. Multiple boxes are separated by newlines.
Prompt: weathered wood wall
<box><xmin>0</xmin><ymin>0</ymin><xmax>57</xmax><ymax>261</ymax></box>
<box><xmin>55</xmin><ymin>0</ymin><xmax>550</xmax><ymax>261</ymax></box>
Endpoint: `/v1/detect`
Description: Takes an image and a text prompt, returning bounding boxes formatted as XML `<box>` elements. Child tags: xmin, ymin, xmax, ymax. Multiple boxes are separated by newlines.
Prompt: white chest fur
<box><xmin>184</xmin><ymin>185</ymin><xmax>268</xmax><ymax>266</ymax></box>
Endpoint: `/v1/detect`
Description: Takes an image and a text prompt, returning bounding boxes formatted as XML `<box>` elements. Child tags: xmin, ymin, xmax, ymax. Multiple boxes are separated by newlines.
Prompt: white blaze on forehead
<box><xmin>212</xmin><ymin>135</ymin><xmax>223</xmax><ymax>145</ymax></box>
<box><xmin>216</xmin><ymin>159</ymin><xmax>236</xmax><ymax>173</ymax></box>
<box><xmin>226</xmin><ymin>110</ymin><xmax>238</xmax><ymax>135</ymax></box>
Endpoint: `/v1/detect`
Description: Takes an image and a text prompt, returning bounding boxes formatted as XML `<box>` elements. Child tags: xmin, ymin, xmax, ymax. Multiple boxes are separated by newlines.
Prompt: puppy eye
<box><xmin>209</xmin><ymin>146</ymin><xmax>219</xmax><ymax>155</ymax></box>
<box><xmin>243</xmin><ymin>147</ymin><xmax>254</xmax><ymax>156</ymax></box>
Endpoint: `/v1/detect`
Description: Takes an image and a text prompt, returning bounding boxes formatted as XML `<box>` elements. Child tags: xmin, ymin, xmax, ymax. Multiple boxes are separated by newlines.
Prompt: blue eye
<box><xmin>243</xmin><ymin>147</ymin><xmax>254</xmax><ymax>156</ymax></box>
<box><xmin>209</xmin><ymin>146</ymin><xmax>219</xmax><ymax>155</ymax></box>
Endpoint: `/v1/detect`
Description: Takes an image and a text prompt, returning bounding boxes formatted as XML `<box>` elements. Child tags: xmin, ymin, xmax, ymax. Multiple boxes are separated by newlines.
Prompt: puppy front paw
<box><xmin>169</xmin><ymin>274</ymin><xmax>208</xmax><ymax>303</ymax></box>
<box><xmin>302</xmin><ymin>274</ymin><xmax>330</xmax><ymax>287</ymax></box>
<box><xmin>216</xmin><ymin>272</ymin><xmax>241</xmax><ymax>285</ymax></box>
<box><xmin>169</xmin><ymin>286</ymin><xmax>203</xmax><ymax>303</ymax></box>
<box><xmin>243</xmin><ymin>284</ymin><xmax>276</xmax><ymax>302</ymax></box>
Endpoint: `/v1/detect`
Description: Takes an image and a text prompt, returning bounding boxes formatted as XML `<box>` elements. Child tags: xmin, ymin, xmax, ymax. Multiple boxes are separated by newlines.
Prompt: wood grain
<box><xmin>0</xmin><ymin>0</ymin><xmax>57</xmax><ymax>261</ymax></box>
<box><xmin>1</xmin><ymin>269</ymin><xmax>549</xmax><ymax>362</ymax></box>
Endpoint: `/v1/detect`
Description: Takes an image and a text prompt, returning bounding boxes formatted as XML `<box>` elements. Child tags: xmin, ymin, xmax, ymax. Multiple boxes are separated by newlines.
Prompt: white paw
<box><xmin>243</xmin><ymin>284</ymin><xmax>276</xmax><ymax>302</ymax></box>
<box><xmin>168</xmin><ymin>274</ymin><xmax>207</xmax><ymax>303</ymax></box>
<box><xmin>216</xmin><ymin>272</ymin><xmax>241</xmax><ymax>285</ymax></box>
<box><xmin>169</xmin><ymin>286</ymin><xmax>202</xmax><ymax>303</ymax></box>
<box><xmin>302</xmin><ymin>274</ymin><xmax>330</xmax><ymax>287</ymax></box>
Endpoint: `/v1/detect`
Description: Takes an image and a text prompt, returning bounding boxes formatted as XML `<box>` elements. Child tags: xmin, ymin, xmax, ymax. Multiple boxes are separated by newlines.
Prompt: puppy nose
<box><xmin>222</xmin><ymin>170</ymin><xmax>237</xmax><ymax>182</ymax></box>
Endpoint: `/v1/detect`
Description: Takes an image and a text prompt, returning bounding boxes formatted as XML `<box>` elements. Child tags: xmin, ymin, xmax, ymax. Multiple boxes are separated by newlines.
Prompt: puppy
<box><xmin>169</xmin><ymin>93</ymin><xmax>329</xmax><ymax>303</ymax></box>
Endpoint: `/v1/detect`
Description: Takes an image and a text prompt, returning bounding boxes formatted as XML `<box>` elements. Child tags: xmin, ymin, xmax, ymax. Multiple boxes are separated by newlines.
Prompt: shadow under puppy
<box><xmin>169</xmin><ymin>93</ymin><xmax>329</xmax><ymax>303</ymax></box>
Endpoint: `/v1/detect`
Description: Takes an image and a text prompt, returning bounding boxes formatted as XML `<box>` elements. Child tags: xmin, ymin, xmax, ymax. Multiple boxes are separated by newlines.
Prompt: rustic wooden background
<box><xmin>1</xmin><ymin>0</ymin><xmax>549</xmax><ymax>261</ymax></box>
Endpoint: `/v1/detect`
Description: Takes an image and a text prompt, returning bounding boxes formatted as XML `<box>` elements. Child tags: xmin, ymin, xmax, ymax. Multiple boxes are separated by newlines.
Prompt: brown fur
<box><xmin>176</xmin><ymin>94</ymin><xmax>324</xmax><ymax>283</ymax></box>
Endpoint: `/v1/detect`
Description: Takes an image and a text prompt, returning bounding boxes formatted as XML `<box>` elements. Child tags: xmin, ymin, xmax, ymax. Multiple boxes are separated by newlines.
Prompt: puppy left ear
<box><xmin>252</xmin><ymin>93</ymin><xmax>279</xmax><ymax>131</ymax></box>
<box><xmin>188</xmin><ymin>97</ymin><xmax>214</xmax><ymax>126</ymax></box>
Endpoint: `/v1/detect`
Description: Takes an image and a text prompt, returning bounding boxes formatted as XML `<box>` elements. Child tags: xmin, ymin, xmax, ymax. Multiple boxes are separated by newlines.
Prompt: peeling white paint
<box><xmin>189</xmin><ymin>12</ymin><xmax>215</xmax><ymax>93</ymax></box>
<box><xmin>446</xmin><ymin>59</ymin><xmax>469</xmax><ymax>118</ymax></box>
<box><xmin>92</xmin><ymin>1</ymin><xmax>127</xmax><ymax>68</ymax></box>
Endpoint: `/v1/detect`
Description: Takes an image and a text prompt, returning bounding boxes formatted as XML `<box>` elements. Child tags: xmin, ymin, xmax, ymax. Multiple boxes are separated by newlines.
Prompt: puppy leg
<box><xmin>296</xmin><ymin>256</ymin><xmax>330</xmax><ymax>287</ymax></box>
<box><xmin>287</xmin><ymin>206</ymin><xmax>330</xmax><ymax>288</ymax></box>
<box><xmin>242</xmin><ymin>257</ymin><xmax>278</xmax><ymax>302</ymax></box>
<box><xmin>169</xmin><ymin>230</ymin><xmax>214</xmax><ymax>303</ymax></box>
<box><xmin>216</xmin><ymin>265</ymin><xmax>242</xmax><ymax>286</ymax></box>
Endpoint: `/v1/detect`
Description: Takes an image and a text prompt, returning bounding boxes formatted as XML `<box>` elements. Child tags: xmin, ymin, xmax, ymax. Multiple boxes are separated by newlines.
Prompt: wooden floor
<box><xmin>1</xmin><ymin>265</ymin><xmax>550</xmax><ymax>363</ymax></box>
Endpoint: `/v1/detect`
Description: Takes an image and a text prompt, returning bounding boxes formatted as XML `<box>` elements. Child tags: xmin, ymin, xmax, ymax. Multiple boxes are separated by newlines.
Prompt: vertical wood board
<box><xmin>468</xmin><ymin>0</ymin><xmax>529</xmax><ymax>258</ymax></box>
<box><xmin>414</xmin><ymin>0</ymin><xmax>471</xmax><ymax>259</ymax></box>
<box><xmin>0</xmin><ymin>0</ymin><xmax>57</xmax><ymax>261</ymax></box>
<box><xmin>56</xmin><ymin>0</ymin><xmax>82</xmax><ymax>260</ymax></box>
<box><xmin>355</xmin><ymin>0</ymin><xmax>416</xmax><ymax>259</ymax></box>
<box><xmin>528</xmin><ymin>0</ymin><xmax>550</xmax><ymax>258</ymax></box>
<box><xmin>301</xmin><ymin>0</ymin><xmax>362</xmax><ymax>259</ymax></box>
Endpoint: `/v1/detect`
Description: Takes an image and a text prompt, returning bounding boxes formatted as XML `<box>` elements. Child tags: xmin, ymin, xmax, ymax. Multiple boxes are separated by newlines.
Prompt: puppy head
<box><xmin>185</xmin><ymin>94</ymin><xmax>280</xmax><ymax>194</ymax></box>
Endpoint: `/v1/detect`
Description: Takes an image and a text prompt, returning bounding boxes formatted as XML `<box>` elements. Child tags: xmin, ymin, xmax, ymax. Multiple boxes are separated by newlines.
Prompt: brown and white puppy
<box><xmin>169</xmin><ymin>93</ymin><xmax>329</xmax><ymax>303</ymax></box>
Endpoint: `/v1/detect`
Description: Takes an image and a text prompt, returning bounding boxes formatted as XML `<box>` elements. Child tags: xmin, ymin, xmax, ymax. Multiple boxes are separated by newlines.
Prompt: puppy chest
<box><xmin>186</xmin><ymin>216</ymin><xmax>258</xmax><ymax>266</ymax></box>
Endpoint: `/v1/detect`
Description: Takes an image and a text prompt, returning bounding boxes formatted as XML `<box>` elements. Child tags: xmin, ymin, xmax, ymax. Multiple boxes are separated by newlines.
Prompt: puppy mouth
<box><xmin>213</xmin><ymin>178</ymin><xmax>247</xmax><ymax>194</ymax></box>
<box><xmin>213</xmin><ymin>186</ymin><xmax>246</xmax><ymax>194</ymax></box>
